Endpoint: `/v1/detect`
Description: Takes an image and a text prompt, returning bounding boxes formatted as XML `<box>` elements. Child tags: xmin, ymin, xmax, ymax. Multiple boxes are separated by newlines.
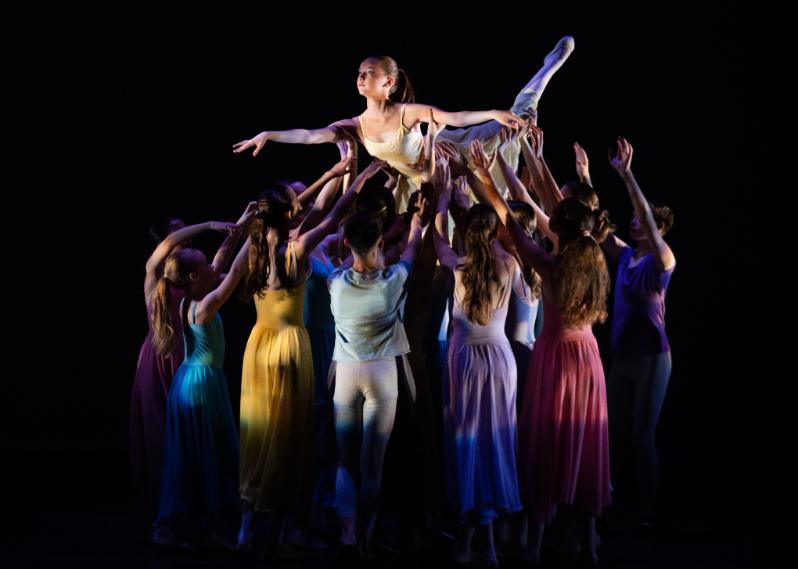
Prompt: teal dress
<box><xmin>157</xmin><ymin>302</ymin><xmax>239</xmax><ymax>524</ymax></box>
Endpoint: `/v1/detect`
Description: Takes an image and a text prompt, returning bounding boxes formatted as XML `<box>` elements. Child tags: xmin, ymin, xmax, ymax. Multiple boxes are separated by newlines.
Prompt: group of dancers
<box><xmin>129</xmin><ymin>36</ymin><xmax>675</xmax><ymax>566</ymax></box>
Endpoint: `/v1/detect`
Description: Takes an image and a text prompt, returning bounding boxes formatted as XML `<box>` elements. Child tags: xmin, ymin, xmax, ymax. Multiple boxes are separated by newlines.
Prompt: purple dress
<box><xmin>130</xmin><ymin>287</ymin><xmax>184</xmax><ymax>511</ymax></box>
<box><xmin>443</xmin><ymin>262</ymin><xmax>522</xmax><ymax>523</ymax></box>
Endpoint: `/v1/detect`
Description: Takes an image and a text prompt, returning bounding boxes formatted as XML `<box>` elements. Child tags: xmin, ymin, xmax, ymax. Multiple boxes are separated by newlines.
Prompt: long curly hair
<box><xmin>459</xmin><ymin>204</ymin><xmax>501</xmax><ymax>326</ymax></box>
<box><xmin>549</xmin><ymin>198</ymin><xmax>610</xmax><ymax>327</ymax></box>
<box><xmin>240</xmin><ymin>185</ymin><xmax>294</xmax><ymax>299</ymax></box>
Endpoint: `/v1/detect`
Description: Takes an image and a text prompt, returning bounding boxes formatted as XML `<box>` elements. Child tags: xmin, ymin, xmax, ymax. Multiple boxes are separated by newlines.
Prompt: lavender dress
<box><xmin>443</xmin><ymin>261</ymin><xmax>522</xmax><ymax>524</ymax></box>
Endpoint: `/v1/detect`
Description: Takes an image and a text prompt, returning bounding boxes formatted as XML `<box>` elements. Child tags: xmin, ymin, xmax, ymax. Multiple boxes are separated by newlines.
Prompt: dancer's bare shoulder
<box><xmin>329</xmin><ymin>117</ymin><xmax>361</xmax><ymax>143</ymax></box>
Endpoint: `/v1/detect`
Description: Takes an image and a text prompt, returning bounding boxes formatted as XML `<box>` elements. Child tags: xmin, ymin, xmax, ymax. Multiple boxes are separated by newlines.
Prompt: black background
<box><xmin>6</xmin><ymin>8</ymin><xmax>788</xmax><ymax>566</ymax></box>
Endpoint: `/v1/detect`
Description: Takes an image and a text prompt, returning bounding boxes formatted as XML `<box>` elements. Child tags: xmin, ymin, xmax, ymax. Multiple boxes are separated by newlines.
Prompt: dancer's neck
<box><xmin>365</xmin><ymin>97</ymin><xmax>393</xmax><ymax>116</ymax></box>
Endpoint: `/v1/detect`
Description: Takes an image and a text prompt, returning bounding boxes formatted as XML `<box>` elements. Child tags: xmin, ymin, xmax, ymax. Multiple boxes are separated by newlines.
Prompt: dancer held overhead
<box><xmin>234</xmin><ymin>37</ymin><xmax>575</xmax><ymax>209</ymax></box>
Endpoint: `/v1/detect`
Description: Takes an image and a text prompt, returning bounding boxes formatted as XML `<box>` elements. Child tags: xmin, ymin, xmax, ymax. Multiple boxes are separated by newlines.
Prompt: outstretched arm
<box><xmin>232</xmin><ymin>117</ymin><xmax>359</xmax><ymax>157</ymax></box>
<box><xmin>404</xmin><ymin>104</ymin><xmax>522</xmax><ymax>130</ymax></box>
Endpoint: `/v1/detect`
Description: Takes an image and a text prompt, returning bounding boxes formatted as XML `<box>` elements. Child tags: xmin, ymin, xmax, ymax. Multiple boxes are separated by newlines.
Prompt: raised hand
<box><xmin>236</xmin><ymin>201</ymin><xmax>259</xmax><ymax>229</ymax></box>
<box><xmin>526</xmin><ymin>123</ymin><xmax>544</xmax><ymax>159</ymax></box>
<box><xmin>435</xmin><ymin>141</ymin><xmax>459</xmax><ymax>161</ymax></box>
<box><xmin>498</xmin><ymin>125</ymin><xmax>522</xmax><ymax>151</ymax></box>
<box><xmin>574</xmin><ymin>142</ymin><xmax>589</xmax><ymax>173</ymax></box>
<box><xmin>608</xmin><ymin>137</ymin><xmax>633</xmax><ymax>175</ymax></box>
<box><xmin>414</xmin><ymin>194</ymin><xmax>430</xmax><ymax>222</ymax></box>
<box><xmin>435</xmin><ymin>140</ymin><xmax>466</xmax><ymax>174</ymax></box>
<box><xmin>520</xmin><ymin>165</ymin><xmax>532</xmax><ymax>189</ymax></box>
<box><xmin>450</xmin><ymin>175</ymin><xmax>470</xmax><ymax>209</ymax></box>
<box><xmin>434</xmin><ymin>157</ymin><xmax>452</xmax><ymax>200</ymax></box>
<box><xmin>470</xmin><ymin>139</ymin><xmax>495</xmax><ymax>171</ymax></box>
<box><xmin>329</xmin><ymin>153</ymin><xmax>355</xmax><ymax>177</ymax></box>
<box><xmin>527</xmin><ymin>108</ymin><xmax>539</xmax><ymax>127</ymax></box>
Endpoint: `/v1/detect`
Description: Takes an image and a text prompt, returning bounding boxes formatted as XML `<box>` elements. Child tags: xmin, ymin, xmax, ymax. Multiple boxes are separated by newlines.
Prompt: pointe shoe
<box><xmin>544</xmin><ymin>36</ymin><xmax>576</xmax><ymax>67</ymax></box>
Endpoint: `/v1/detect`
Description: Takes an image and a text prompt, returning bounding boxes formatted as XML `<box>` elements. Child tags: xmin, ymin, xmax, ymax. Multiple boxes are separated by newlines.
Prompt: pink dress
<box><xmin>518</xmin><ymin>276</ymin><xmax>611</xmax><ymax>523</ymax></box>
<box><xmin>129</xmin><ymin>286</ymin><xmax>185</xmax><ymax>511</ymax></box>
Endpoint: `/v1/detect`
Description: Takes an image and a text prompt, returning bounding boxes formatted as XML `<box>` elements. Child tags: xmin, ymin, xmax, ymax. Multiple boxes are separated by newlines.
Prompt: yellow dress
<box><xmin>239</xmin><ymin>244</ymin><xmax>314</xmax><ymax>511</ymax></box>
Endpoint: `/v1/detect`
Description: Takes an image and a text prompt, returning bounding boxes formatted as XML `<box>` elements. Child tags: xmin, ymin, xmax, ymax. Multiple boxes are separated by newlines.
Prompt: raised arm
<box><xmin>295</xmin><ymin>146</ymin><xmax>355</xmax><ymax>235</ymax></box>
<box><xmin>609</xmin><ymin>138</ymin><xmax>675</xmax><ymax>271</ymax></box>
<box><xmin>519</xmin><ymin>125</ymin><xmax>563</xmax><ymax>213</ymax></box>
<box><xmin>195</xmin><ymin>236</ymin><xmax>251</xmax><ymax>322</ymax></box>
<box><xmin>400</xmin><ymin>194</ymin><xmax>428</xmax><ymax>266</ymax></box>
<box><xmin>232</xmin><ymin>117</ymin><xmax>359</xmax><ymax>157</ymax></box>
<box><xmin>574</xmin><ymin>142</ymin><xmax>593</xmax><ymax>187</ymax></box>
<box><xmin>211</xmin><ymin>202</ymin><xmax>258</xmax><ymax>275</ymax></box>
<box><xmin>494</xmin><ymin>129</ymin><xmax>557</xmax><ymax>244</ymax></box>
<box><xmin>294</xmin><ymin>159</ymin><xmax>388</xmax><ymax>259</ymax></box>
<box><xmin>431</xmin><ymin>159</ymin><xmax>460</xmax><ymax>271</ymax></box>
<box><xmin>447</xmin><ymin>173</ymin><xmax>473</xmax><ymax>244</ymax></box>
<box><xmin>471</xmin><ymin>140</ymin><xmax>553</xmax><ymax>274</ymax></box>
<box><xmin>144</xmin><ymin>221</ymin><xmax>239</xmax><ymax>301</ymax></box>
<box><xmin>296</xmin><ymin>145</ymin><xmax>354</xmax><ymax>210</ymax></box>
